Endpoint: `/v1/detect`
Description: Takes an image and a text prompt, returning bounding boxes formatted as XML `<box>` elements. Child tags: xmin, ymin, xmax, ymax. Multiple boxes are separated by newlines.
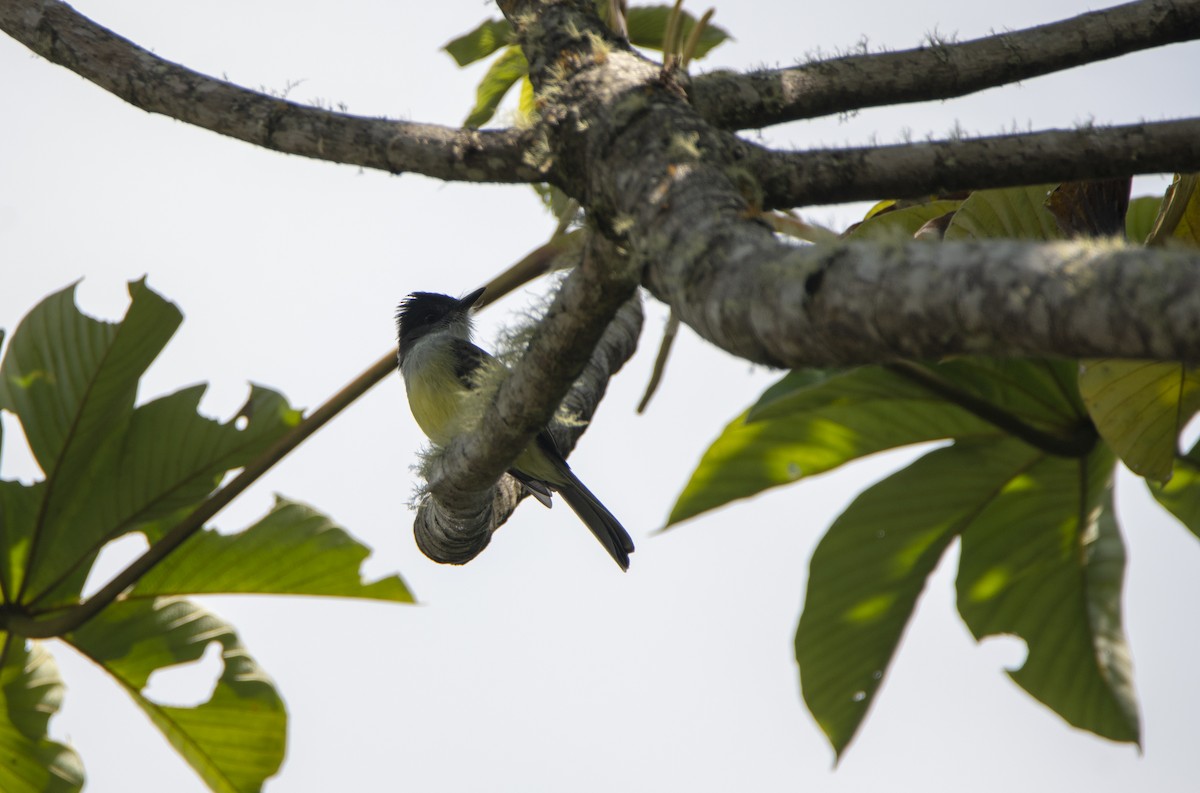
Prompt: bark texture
<box><xmin>689</xmin><ymin>0</ymin><xmax>1200</xmax><ymax>129</ymax></box>
<box><xmin>4</xmin><ymin>0</ymin><xmax>1200</xmax><ymax>564</ymax></box>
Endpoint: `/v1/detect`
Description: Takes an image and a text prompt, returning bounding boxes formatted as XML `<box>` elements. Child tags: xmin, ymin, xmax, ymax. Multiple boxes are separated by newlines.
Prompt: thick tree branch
<box><xmin>0</xmin><ymin>0</ymin><xmax>540</xmax><ymax>182</ymax></box>
<box><xmin>414</xmin><ymin>236</ymin><xmax>641</xmax><ymax>564</ymax></box>
<box><xmin>493</xmin><ymin>1</ymin><xmax>1200</xmax><ymax>370</ymax></box>
<box><xmin>750</xmin><ymin>118</ymin><xmax>1200</xmax><ymax>209</ymax></box>
<box><xmin>690</xmin><ymin>0</ymin><xmax>1200</xmax><ymax>130</ymax></box>
<box><xmin>648</xmin><ymin>233</ymin><xmax>1200</xmax><ymax>367</ymax></box>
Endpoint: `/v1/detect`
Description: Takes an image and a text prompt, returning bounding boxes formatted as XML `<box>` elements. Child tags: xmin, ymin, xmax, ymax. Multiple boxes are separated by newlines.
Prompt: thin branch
<box><xmin>1</xmin><ymin>351</ymin><xmax>399</xmax><ymax>639</ymax></box>
<box><xmin>749</xmin><ymin>118</ymin><xmax>1200</xmax><ymax>209</ymax></box>
<box><xmin>690</xmin><ymin>0</ymin><xmax>1200</xmax><ymax>130</ymax></box>
<box><xmin>0</xmin><ymin>0</ymin><xmax>541</xmax><ymax>182</ymax></box>
<box><xmin>637</xmin><ymin>312</ymin><xmax>680</xmax><ymax>414</ymax></box>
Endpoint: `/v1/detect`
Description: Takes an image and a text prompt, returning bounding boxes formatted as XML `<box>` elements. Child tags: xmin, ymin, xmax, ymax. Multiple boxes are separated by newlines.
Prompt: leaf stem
<box><xmin>1</xmin><ymin>352</ymin><xmax>400</xmax><ymax>638</ymax></box>
<box><xmin>884</xmin><ymin>361</ymin><xmax>1096</xmax><ymax>457</ymax></box>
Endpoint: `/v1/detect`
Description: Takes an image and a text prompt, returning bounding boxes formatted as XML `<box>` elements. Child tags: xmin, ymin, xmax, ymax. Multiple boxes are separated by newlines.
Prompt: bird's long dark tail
<box><xmin>557</xmin><ymin>469</ymin><xmax>635</xmax><ymax>571</ymax></box>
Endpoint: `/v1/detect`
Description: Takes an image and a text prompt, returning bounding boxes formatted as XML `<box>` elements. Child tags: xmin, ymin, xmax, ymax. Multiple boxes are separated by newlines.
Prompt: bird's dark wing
<box><xmin>449</xmin><ymin>338</ymin><xmax>494</xmax><ymax>390</ymax></box>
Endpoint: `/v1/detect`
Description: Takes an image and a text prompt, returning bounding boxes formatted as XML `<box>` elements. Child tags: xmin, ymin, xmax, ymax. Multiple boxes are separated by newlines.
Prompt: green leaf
<box><xmin>0</xmin><ymin>480</ymin><xmax>42</xmax><ymax>604</ymax></box>
<box><xmin>0</xmin><ymin>637</ymin><xmax>84</xmax><ymax>793</ymax></box>
<box><xmin>18</xmin><ymin>382</ymin><xmax>303</xmax><ymax>609</ymax></box>
<box><xmin>956</xmin><ymin>444</ymin><xmax>1138</xmax><ymax>744</ymax></box>
<box><xmin>1146</xmin><ymin>173</ymin><xmax>1199</xmax><ymax>246</ymax></box>
<box><xmin>1150</xmin><ymin>442</ymin><xmax>1200</xmax><ymax>541</ymax></box>
<box><xmin>67</xmin><ymin>598</ymin><xmax>286</xmax><ymax>793</ymax></box>
<box><xmin>443</xmin><ymin>18</ymin><xmax>513</xmax><ymax>66</ymax></box>
<box><xmin>132</xmin><ymin>497</ymin><xmax>413</xmax><ymax>601</ymax></box>
<box><xmin>1168</xmin><ymin>173</ymin><xmax>1200</xmax><ymax>246</ymax></box>
<box><xmin>669</xmin><ymin>367</ymin><xmax>998</xmax><ymax>525</ymax></box>
<box><xmin>797</xmin><ymin>437</ymin><xmax>1044</xmax><ymax>757</ymax></box>
<box><xmin>944</xmin><ymin>184</ymin><xmax>1062</xmax><ymax>241</ymax></box>
<box><xmin>0</xmin><ymin>281</ymin><xmax>181</xmax><ymax>600</ymax></box>
<box><xmin>0</xmin><ymin>280</ymin><xmax>180</xmax><ymax>480</ymax></box>
<box><xmin>626</xmin><ymin>6</ymin><xmax>731</xmax><ymax>59</ymax></box>
<box><xmin>1078</xmin><ymin>360</ymin><xmax>1200</xmax><ymax>482</ymax></box>
<box><xmin>1124</xmin><ymin>195</ymin><xmax>1162</xmax><ymax>243</ymax></box>
<box><xmin>464</xmin><ymin>46</ymin><xmax>528</xmax><ymax>128</ymax></box>
<box><xmin>846</xmin><ymin>200</ymin><xmax>962</xmax><ymax>240</ymax></box>
<box><xmin>517</xmin><ymin>75</ymin><xmax>537</xmax><ymax>122</ymax></box>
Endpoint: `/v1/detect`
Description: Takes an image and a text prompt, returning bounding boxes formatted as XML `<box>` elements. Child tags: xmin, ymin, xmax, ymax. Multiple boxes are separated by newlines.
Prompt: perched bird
<box><xmin>396</xmin><ymin>287</ymin><xmax>634</xmax><ymax>570</ymax></box>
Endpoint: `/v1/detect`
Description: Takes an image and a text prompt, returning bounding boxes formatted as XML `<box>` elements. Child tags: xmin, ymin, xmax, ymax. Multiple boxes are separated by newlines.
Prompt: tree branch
<box><xmin>414</xmin><ymin>235</ymin><xmax>642</xmax><ymax>564</ymax></box>
<box><xmin>489</xmin><ymin>1</ymin><xmax>1200</xmax><ymax>369</ymax></box>
<box><xmin>749</xmin><ymin>118</ymin><xmax>1200</xmax><ymax>209</ymax></box>
<box><xmin>690</xmin><ymin>0</ymin><xmax>1200</xmax><ymax>130</ymax></box>
<box><xmin>0</xmin><ymin>0</ymin><xmax>541</xmax><ymax>182</ymax></box>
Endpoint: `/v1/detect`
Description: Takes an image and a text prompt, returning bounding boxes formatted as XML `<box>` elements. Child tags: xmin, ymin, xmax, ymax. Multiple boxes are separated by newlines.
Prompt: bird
<box><xmin>396</xmin><ymin>287</ymin><xmax>635</xmax><ymax>570</ymax></box>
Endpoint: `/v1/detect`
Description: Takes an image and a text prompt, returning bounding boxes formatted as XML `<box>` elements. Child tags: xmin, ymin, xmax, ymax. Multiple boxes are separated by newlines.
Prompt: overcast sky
<box><xmin>2</xmin><ymin>1</ymin><xmax>1199</xmax><ymax>791</ymax></box>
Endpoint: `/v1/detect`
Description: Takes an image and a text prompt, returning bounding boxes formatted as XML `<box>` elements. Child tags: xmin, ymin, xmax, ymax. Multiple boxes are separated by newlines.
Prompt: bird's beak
<box><xmin>458</xmin><ymin>287</ymin><xmax>487</xmax><ymax>311</ymax></box>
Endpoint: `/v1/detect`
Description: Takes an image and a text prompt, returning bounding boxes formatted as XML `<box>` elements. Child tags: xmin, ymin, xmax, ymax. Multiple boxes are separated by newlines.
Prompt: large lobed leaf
<box><xmin>668</xmin><ymin>367</ymin><xmax>996</xmax><ymax>524</ymax></box>
<box><xmin>132</xmin><ymin>497</ymin><xmax>414</xmax><ymax>602</ymax></box>
<box><xmin>1</xmin><ymin>281</ymin><xmax>412</xmax><ymax>791</ymax></box>
<box><xmin>673</xmin><ymin>183</ymin><xmax>1177</xmax><ymax>757</ymax></box>
<box><xmin>67</xmin><ymin>599</ymin><xmax>286</xmax><ymax>793</ymax></box>
<box><xmin>670</xmin><ymin>358</ymin><xmax>1083</xmax><ymax>525</ymax></box>
<box><xmin>956</xmin><ymin>444</ymin><xmax>1137</xmax><ymax>743</ymax></box>
<box><xmin>0</xmin><ymin>281</ymin><xmax>180</xmax><ymax>600</ymax></box>
<box><xmin>796</xmin><ymin>437</ymin><xmax>1045</xmax><ymax>756</ymax></box>
<box><xmin>0</xmin><ymin>282</ymin><xmax>303</xmax><ymax>608</ymax></box>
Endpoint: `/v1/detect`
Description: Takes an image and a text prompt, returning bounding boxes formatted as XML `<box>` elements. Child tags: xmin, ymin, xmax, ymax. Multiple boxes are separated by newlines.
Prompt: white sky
<box><xmin>2</xmin><ymin>1</ymin><xmax>1199</xmax><ymax>791</ymax></box>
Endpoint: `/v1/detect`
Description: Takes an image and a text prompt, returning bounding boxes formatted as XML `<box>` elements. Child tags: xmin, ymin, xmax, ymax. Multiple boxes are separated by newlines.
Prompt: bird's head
<box><xmin>396</xmin><ymin>287</ymin><xmax>486</xmax><ymax>352</ymax></box>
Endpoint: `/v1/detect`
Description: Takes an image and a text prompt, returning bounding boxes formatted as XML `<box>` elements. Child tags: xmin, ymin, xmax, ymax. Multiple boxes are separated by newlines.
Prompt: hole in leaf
<box><xmin>234</xmin><ymin>415</ymin><xmax>249</xmax><ymax>431</ymax></box>
<box><xmin>81</xmin><ymin>533</ymin><xmax>150</xmax><ymax>598</ymax></box>
<box><xmin>142</xmin><ymin>640</ymin><xmax>223</xmax><ymax>708</ymax></box>
<box><xmin>978</xmin><ymin>634</ymin><xmax>1029</xmax><ymax>672</ymax></box>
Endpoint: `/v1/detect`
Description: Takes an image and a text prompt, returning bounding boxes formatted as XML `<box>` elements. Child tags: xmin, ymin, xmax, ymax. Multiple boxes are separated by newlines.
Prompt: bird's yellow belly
<box><xmin>404</xmin><ymin>361</ymin><xmax>470</xmax><ymax>446</ymax></box>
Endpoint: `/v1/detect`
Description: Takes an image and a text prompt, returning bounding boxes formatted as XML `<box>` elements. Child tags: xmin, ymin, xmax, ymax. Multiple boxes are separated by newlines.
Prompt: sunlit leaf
<box><xmin>1079</xmin><ymin>360</ymin><xmax>1200</xmax><ymax>482</ymax></box>
<box><xmin>464</xmin><ymin>46</ymin><xmax>528</xmax><ymax>128</ymax></box>
<box><xmin>944</xmin><ymin>184</ymin><xmax>1062</xmax><ymax>241</ymax></box>
<box><xmin>956</xmin><ymin>444</ymin><xmax>1138</xmax><ymax>744</ymax></box>
<box><xmin>625</xmin><ymin>5</ymin><xmax>731</xmax><ymax>58</ymax></box>
<box><xmin>1125</xmin><ymin>195</ymin><xmax>1162</xmax><ymax>244</ymax></box>
<box><xmin>845</xmin><ymin>200</ymin><xmax>962</xmax><ymax>240</ymax></box>
<box><xmin>669</xmin><ymin>367</ymin><xmax>997</xmax><ymax>525</ymax></box>
<box><xmin>1146</xmin><ymin>173</ymin><xmax>1199</xmax><ymax>246</ymax></box>
<box><xmin>31</xmin><ymin>384</ymin><xmax>302</xmax><ymax>609</ymax></box>
<box><xmin>0</xmin><ymin>281</ymin><xmax>180</xmax><ymax>600</ymax></box>
<box><xmin>132</xmin><ymin>497</ymin><xmax>413</xmax><ymax>601</ymax></box>
<box><xmin>0</xmin><ymin>280</ymin><xmax>179</xmax><ymax>482</ymax></box>
<box><xmin>1168</xmin><ymin>174</ymin><xmax>1200</xmax><ymax>246</ymax></box>
<box><xmin>67</xmin><ymin>598</ymin><xmax>286</xmax><ymax>793</ymax></box>
<box><xmin>517</xmin><ymin>75</ymin><xmax>537</xmax><ymax>122</ymax></box>
<box><xmin>1150</xmin><ymin>441</ymin><xmax>1200</xmax><ymax>541</ymax></box>
<box><xmin>0</xmin><ymin>637</ymin><xmax>83</xmax><ymax>793</ymax></box>
<box><xmin>798</xmin><ymin>437</ymin><xmax>1043</xmax><ymax>757</ymax></box>
<box><xmin>443</xmin><ymin>18</ymin><xmax>513</xmax><ymax>66</ymax></box>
